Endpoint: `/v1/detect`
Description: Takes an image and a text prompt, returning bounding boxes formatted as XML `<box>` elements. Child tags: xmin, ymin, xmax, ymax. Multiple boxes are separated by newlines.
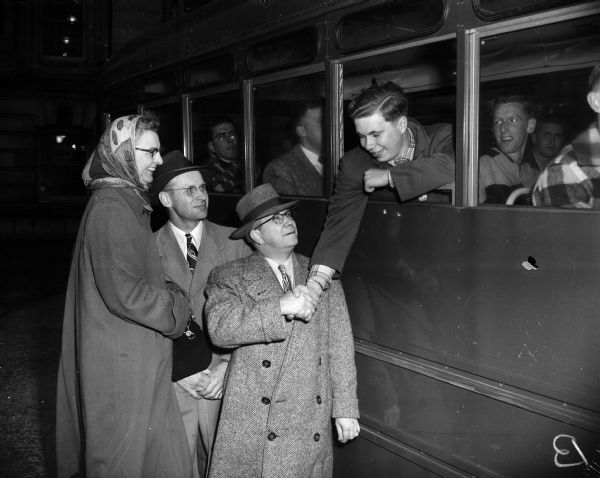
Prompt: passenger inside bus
<box><xmin>478</xmin><ymin>95</ymin><xmax>538</xmax><ymax>204</ymax></box>
<box><xmin>523</xmin><ymin>113</ymin><xmax>565</xmax><ymax>171</ymax></box>
<box><xmin>262</xmin><ymin>98</ymin><xmax>324</xmax><ymax>197</ymax></box>
<box><xmin>533</xmin><ymin>63</ymin><xmax>600</xmax><ymax>208</ymax></box>
<box><xmin>305</xmin><ymin>80</ymin><xmax>455</xmax><ymax>295</ymax></box>
<box><xmin>201</xmin><ymin>115</ymin><xmax>243</xmax><ymax>193</ymax></box>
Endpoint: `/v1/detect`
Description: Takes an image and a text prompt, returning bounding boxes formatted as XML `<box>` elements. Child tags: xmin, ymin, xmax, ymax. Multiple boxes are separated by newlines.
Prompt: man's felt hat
<box><xmin>151</xmin><ymin>150</ymin><xmax>207</xmax><ymax>194</ymax></box>
<box><xmin>230</xmin><ymin>183</ymin><xmax>299</xmax><ymax>239</ymax></box>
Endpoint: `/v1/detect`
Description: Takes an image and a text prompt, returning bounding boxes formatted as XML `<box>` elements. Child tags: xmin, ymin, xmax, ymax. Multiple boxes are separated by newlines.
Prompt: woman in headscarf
<box><xmin>56</xmin><ymin>115</ymin><xmax>193</xmax><ymax>478</ymax></box>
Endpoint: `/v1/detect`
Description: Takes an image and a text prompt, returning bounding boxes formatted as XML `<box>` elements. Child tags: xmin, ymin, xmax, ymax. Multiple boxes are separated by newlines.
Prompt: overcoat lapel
<box><xmin>156</xmin><ymin>224</ymin><xmax>191</xmax><ymax>291</ymax></box>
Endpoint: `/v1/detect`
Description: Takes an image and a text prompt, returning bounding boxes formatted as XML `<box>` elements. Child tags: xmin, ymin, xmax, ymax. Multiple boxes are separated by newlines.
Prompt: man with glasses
<box><xmin>204</xmin><ymin>183</ymin><xmax>360</xmax><ymax>478</ymax></box>
<box><xmin>202</xmin><ymin>115</ymin><xmax>243</xmax><ymax>193</ymax></box>
<box><xmin>152</xmin><ymin>150</ymin><xmax>250</xmax><ymax>478</ymax></box>
<box><xmin>479</xmin><ymin>95</ymin><xmax>539</xmax><ymax>204</ymax></box>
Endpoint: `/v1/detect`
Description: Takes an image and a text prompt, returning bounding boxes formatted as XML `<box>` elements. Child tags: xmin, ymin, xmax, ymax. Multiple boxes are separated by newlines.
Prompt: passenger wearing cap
<box><xmin>152</xmin><ymin>150</ymin><xmax>250</xmax><ymax>478</ymax></box>
<box><xmin>204</xmin><ymin>183</ymin><xmax>360</xmax><ymax>478</ymax></box>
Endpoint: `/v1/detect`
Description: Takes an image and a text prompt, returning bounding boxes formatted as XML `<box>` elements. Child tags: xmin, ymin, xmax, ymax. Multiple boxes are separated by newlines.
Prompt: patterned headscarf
<box><xmin>82</xmin><ymin>115</ymin><xmax>153</xmax><ymax>209</ymax></box>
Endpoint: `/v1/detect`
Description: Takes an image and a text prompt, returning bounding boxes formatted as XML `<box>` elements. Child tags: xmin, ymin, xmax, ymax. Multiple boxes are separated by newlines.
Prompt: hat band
<box><xmin>242</xmin><ymin>197</ymin><xmax>295</xmax><ymax>223</ymax></box>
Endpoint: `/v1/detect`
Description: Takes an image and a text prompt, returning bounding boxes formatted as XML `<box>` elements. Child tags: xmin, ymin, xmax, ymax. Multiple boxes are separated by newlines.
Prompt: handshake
<box><xmin>279</xmin><ymin>285</ymin><xmax>321</xmax><ymax>321</ymax></box>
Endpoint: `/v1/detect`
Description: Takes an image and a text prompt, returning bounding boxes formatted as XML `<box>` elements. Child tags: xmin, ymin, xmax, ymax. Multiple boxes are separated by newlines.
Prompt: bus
<box><xmin>99</xmin><ymin>1</ymin><xmax>600</xmax><ymax>476</ymax></box>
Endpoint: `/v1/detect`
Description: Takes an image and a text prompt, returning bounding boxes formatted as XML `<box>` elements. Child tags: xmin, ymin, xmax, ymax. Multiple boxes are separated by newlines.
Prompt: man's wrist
<box><xmin>387</xmin><ymin>170</ymin><xmax>395</xmax><ymax>189</ymax></box>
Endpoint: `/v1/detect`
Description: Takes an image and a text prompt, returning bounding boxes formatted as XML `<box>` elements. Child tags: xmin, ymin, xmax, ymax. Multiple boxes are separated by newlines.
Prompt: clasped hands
<box><xmin>280</xmin><ymin>285</ymin><xmax>320</xmax><ymax>321</ymax></box>
<box><xmin>364</xmin><ymin>168</ymin><xmax>390</xmax><ymax>193</ymax></box>
<box><xmin>176</xmin><ymin>361</ymin><xmax>227</xmax><ymax>400</ymax></box>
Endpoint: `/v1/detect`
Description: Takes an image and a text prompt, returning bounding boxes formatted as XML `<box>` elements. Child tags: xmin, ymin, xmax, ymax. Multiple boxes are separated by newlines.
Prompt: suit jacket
<box><xmin>262</xmin><ymin>144</ymin><xmax>323</xmax><ymax>196</ymax></box>
<box><xmin>155</xmin><ymin>220</ymin><xmax>251</xmax><ymax>374</ymax></box>
<box><xmin>205</xmin><ymin>252</ymin><xmax>359</xmax><ymax>478</ymax></box>
<box><xmin>310</xmin><ymin>119</ymin><xmax>455</xmax><ymax>274</ymax></box>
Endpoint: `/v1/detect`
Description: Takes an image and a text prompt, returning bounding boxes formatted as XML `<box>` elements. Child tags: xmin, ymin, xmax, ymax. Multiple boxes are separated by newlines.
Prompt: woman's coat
<box><xmin>56</xmin><ymin>187</ymin><xmax>193</xmax><ymax>478</ymax></box>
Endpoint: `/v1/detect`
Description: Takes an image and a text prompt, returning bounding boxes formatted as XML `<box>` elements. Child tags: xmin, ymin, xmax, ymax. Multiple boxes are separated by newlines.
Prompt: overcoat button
<box><xmin>262</xmin><ymin>397</ymin><xmax>271</xmax><ymax>405</ymax></box>
<box><xmin>314</xmin><ymin>433</ymin><xmax>320</xmax><ymax>442</ymax></box>
<box><xmin>262</xmin><ymin>360</ymin><xmax>271</xmax><ymax>368</ymax></box>
<box><xmin>268</xmin><ymin>432</ymin><xmax>277</xmax><ymax>441</ymax></box>
<box><xmin>316</xmin><ymin>395</ymin><xmax>322</xmax><ymax>404</ymax></box>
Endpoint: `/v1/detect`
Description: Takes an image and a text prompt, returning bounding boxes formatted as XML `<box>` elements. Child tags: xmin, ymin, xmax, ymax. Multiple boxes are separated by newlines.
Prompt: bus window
<box><xmin>142</xmin><ymin>101</ymin><xmax>183</xmax><ymax>156</ymax></box>
<box><xmin>254</xmin><ymin>72</ymin><xmax>326</xmax><ymax>198</ymax></box>
<box><xmin>474</xmin><ymin>0</ymin><xmax>586</xmax><ymax>21</ymax></box>
<box><xmin>190</xmin><ymin>90</ymin><xmax>243</xmax><ymax>194</ymax></box>
<box><xmin>342</xmin><ymin>40</ymin><xmax>457</xmax><ymax>204</ymax></box>
<box><xmin>478</xmin><ymin>15</ymin><xmax>600</xmax><ymax>206</ymax></box>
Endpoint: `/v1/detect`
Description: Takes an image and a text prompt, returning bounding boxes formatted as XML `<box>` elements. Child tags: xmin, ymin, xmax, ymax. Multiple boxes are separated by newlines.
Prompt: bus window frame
<box><xmin>246</xmin><ymin>63</ymin><xmax>327</xmax><ymax>195</ymax></box>
<box><xmin>186</xmin><ymin>83</ymin><xmax>244</xmax><ymax>173</ymax></box>
<box><xmin>472</xmin><ymin>1</ymin><xmax>600</xmax><ymax>209</ymax></box>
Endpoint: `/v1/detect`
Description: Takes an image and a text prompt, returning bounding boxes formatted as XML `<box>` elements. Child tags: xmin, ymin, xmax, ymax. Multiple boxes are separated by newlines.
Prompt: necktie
<box><xmin>185</xmin><ymin>233</ymin><xmax>197</xmax><ymax>272</ymax></box>
<box><xmin>278</xmin><ymin>264</ymin><xmax>292</xmax><ymax>293</ymax></box>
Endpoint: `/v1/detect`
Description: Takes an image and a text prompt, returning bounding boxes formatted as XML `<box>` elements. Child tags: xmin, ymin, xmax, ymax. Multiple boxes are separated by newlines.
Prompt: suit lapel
<box><xmin>191</xmin><ymin>221</ymin><xmax>222</xmax><ymax>297</ymax></box>
<box><xmin>156</xmin><ymin>224</ymin><xmax>191</xmax><ymax>291</ymax></box>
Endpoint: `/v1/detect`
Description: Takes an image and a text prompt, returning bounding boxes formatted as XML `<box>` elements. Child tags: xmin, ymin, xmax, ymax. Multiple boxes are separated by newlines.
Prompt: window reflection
<box><xmin>143</xmin><ymin>102</ymin><xmax>183</xmax><ymax>155</ymax></box>
<box><xmin>255</xmin><ymin>73</ymin><xmax>326</xmax><ymax>198</ymax></box>
<box><xmin>190</xmin><ymin>91</ymin><xmax>243</xmax><ymax>194</ymax></box>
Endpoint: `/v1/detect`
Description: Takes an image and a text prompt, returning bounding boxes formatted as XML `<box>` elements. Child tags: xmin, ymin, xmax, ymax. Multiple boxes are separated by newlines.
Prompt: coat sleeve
<box><xmin>205</xmin><ymin>265</ymin><xmax>292</xmax><ymax>348</ymax></box>
<box><xmin>326</xmin><ymin>280</ymin><xmax>360</xmax><ymax>419</ymax></box>
<box><xmin>309</xmin><ymin>152</ymin><xmax>369</xmax><ymax>274</ymax></box>
<box><xmin>391</xmin><ymin>123</ymin><xmax>455</xmax><ymax>201</ymax></box>
<box><xmin>263</xmin><ymin>159</ymin><xmax>297</xmax><ymax>196</ymax></box>
<box><xmin>86</xmin><ymin>197</ymin><xmax>190</xmax><ymax>337</ymax></box>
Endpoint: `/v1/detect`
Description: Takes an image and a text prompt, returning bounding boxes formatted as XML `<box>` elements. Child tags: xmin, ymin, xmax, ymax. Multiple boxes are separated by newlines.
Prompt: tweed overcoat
<box><xmin>205</xmin><ymin>252</ymin><xmax>359</xmax><ymax>478</ymax></box>
<box><xmin>56</xmin><ymin>187</ymin><xmax>193</xmax><ymax>478</ymax></box>
<box><xmin>263</xmin><ymin>144</ymin><xmax>324</xmax><ymax>197</ymax></box>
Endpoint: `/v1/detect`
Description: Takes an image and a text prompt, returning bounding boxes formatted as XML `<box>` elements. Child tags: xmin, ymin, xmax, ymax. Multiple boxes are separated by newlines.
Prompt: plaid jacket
<box><xmin>532</xmin><ymin>122</ymin><xmax>600</xmax><ymax>208</ymax></box>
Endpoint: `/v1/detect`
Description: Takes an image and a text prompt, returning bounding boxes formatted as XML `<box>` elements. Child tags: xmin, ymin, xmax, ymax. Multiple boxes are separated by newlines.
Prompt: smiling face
<box><xmin>493</xmin><ymin>102</ymin><xmax>536</xmax><ymax>160</ymax></box>
<box><xmin>251</xmin><ymin>209</ymin><xmax>298</xmax><ymax>255</ymax></box>
<box><xmin>354</xmin><ymin>112</ymin><xmax>407</xmax><ymax>163</ymax></box>
<box><xmin>134</xmin><ymin>130</ymin><xmax>163</xmax><ymax>189</ymax></box>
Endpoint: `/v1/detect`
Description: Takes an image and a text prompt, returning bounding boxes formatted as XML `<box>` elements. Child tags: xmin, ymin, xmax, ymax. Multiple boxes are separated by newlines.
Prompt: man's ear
<box><xmin>296</xmin><ymin>124</ymin><xmax>307</xmax><ymax>140</ymax></box>
<box><xmin>249</xmin><ymin>228</ymin><xmax>264</xmax><ymax>245</ymax></box>
<box><xmin>158</xmin><ymin>190</ymin><xmax>172</xmax><ymax>208</ymax></box>
<box><xmin>208</xmin><ymin>141</ymin><xmax>215</xmax><ymax>155</ymax></box>
<box><xmin>587</xmin><ymin>91</ymin><xmax>600</xmax><ymax>114</ymax></box>
<box><xmin>526</xmin><ymin>118</ymin><xmax>536</xmax><ymax>134</ymax></box>
<box><xmin>395</xmin><ymin>116</ymin><xmax>408</xmax><ymax>133</ymax></box>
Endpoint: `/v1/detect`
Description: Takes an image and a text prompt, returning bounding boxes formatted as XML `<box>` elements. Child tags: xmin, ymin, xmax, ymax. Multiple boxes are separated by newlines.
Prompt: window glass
<box><xmin>190</xmin><ymin>90</ymin><xmax>243</xmax><ymax>194</ymax></box>
<box><xmin>254</xmin><ymin>72</ymin><xmax>326</xmax><ymax>198</ymax></box>
<box><xmin>246</xmin><ymin>27</ymin><xmax>318</xmax><ymax>73</ymax></box>
<box><xmin>478</xmin><ymin>15</ymin><xmax>600</xmax><ymax>207</ymax></box>
<box><xmin>336</xmin><ymin>0</ymin><xmax>445</xmax><ymax>52</ymax></box>
<box><xmin>474</xmin><ymin>0</ymin><xmax>585</xmax><ymax>21</ymax></box>
<box><xmin>142</xmin><ymin>102</ymin><xmax>182</xmax><ymax>155</ymax></box>
<box><xmin>184</xmin><ymin>54</ymin><xmax>234</xmax><ymax>89</ymax></box>
<box><xmin>342</xmin><ymin>40</ymin><xmax>457</xmax><ymax>204</ymax></box>
<box><xmin>140</xmin><ymin>74</ymin><xmax>176</xmax><ymax>101</ymax></box>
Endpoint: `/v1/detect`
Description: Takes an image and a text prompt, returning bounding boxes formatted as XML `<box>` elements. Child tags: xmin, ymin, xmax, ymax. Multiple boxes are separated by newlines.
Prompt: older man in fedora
<box><xmin>204</xmin><ymin>183</ymin><xmax>360</xmax><ymax>478</ymax></box>
<box><xmin>152</xmin><ymin>150</ymin><xmax>250</xmax><ymax>478</ymax></box>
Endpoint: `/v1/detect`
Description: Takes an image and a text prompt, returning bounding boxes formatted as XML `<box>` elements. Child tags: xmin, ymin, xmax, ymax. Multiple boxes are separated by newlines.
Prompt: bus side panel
<box><xmin>342</xmin><ymin>204</ymin><xmax>600</xmax><ymax>410</ymax></box>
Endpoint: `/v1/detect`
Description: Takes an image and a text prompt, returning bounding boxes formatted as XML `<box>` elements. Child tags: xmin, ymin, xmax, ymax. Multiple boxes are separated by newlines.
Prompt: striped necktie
<box><xmin>185</xmin><ymin>233</ymin><xmax>197</xmax><ymax>272</ymax></box>
<box><xmin>278</xmin><ymin>264</ymin><xmax>292</xmax><ymax>293</ymax></box>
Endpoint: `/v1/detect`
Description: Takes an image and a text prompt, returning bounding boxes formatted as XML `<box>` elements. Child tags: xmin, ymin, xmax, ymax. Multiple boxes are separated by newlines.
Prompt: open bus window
<box><xmin>478</xmin><ymin>15</ymin><xmax>600</xmax><ymax>207</ymax></box>
<box><xmin>190</xmin><ymin>90</ymin><xmax>244</xmax><ymax>194</ymax></box>
<box><xmin>142</xmin><ymin>102</ymin><xmax>183</xmax><ymax>157</ymax></box>
<box><xmin>254</xmin><ymin>72</ymin><xmax>326</xmax><ymax>198</ymax></box>
<box><xmin>342</xmin><ymin>40</ymin><xmax>456</xmax><ymax>205</ymax></box>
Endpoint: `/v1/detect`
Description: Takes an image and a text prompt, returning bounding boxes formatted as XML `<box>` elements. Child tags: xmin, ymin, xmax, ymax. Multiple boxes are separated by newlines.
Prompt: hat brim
<box><xmin>151</xmin><ymin>165</ymin><xmax>210</xmax><ymax>196</ymax></box>
<box><xmin>230</xmin><ymin>199</ymin><xmax>299</xmax><ymax>240</ymax></box>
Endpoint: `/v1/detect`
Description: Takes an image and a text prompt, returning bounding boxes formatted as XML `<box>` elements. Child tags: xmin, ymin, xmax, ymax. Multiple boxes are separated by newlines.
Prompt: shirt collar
<box><xmin>169</xmin><ymin>220</ymin><xmax>204</xmax><ymax>257</ymax></box>
<box><xmin>388</xmin><ymin>127</ymin><xmax>415</xmax><ymax>167</ymax></box>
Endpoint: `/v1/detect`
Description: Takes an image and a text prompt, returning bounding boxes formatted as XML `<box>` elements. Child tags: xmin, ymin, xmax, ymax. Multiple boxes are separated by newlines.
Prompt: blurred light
<box><xmin>56</xmin><ymin>135</ymin><xmax>66</xmax><ymax>144</ymax></box>
<box><xmin>62</xmin><ymin>36</ymin><xmax>70</xmax><ymax>45</ymax></box>
<box><xmin>72</xmin><ymin>144</ymin><xmax>77</xmax><ymax>150</ymax></box>
<box><xmin>62</xmin><ymin>52</ymin><xmax>68</xmax><ymax>57</ymax></box>
<box><xmin>67</xmin><ymin>15</ymin><xmax>77</xmax><ymax>23</ymax></box>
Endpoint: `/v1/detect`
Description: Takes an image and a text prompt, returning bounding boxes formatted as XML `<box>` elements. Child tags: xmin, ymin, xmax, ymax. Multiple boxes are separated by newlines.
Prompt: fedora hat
<box><xmin>151</xmin><ymin>150</ymin><xmax>208</xmax><ymax>194</ymax></box>
<box><xmin>231</xmin><ymin>183</ymin><xmax>299</xmax><ymax>239</ymax></box>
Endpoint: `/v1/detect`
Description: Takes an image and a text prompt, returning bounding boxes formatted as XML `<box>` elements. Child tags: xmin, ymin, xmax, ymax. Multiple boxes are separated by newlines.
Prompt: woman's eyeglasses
<box><xmin>254</xmin><ymin>210</ymin><xmax>295</xmax><ymax>229</ymax></box>
<box><xmin>135</xmin><ymin>147</ymin><xmax>161</xmax><ymax>158</ymax></box>
<box><xmin>165</xmin><ymin>185</ymin><xmax>208</xmax><ymax>197</ymax></box>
